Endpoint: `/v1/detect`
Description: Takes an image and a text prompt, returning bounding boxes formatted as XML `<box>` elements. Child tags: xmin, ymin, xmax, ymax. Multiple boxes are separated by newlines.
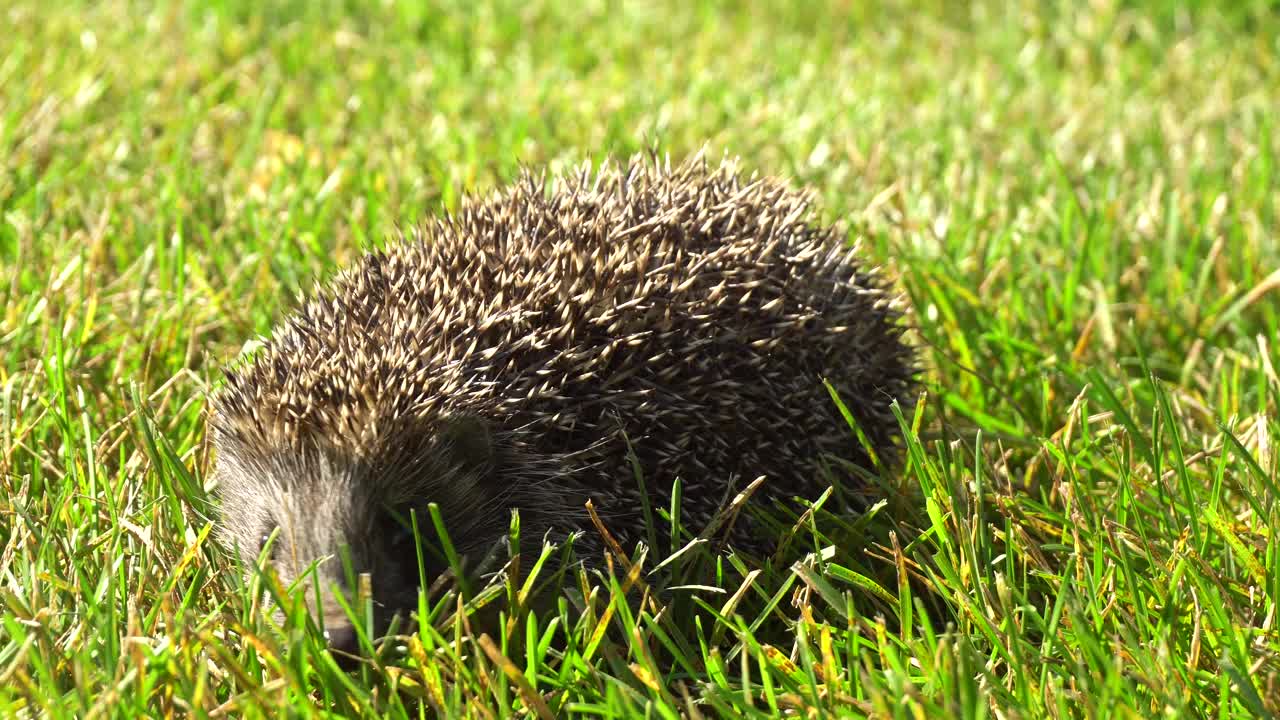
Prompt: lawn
<box><xmin>1</xmin><ymin>0</ymin><xmax>1278</xmax><ymax>717</ymax></box>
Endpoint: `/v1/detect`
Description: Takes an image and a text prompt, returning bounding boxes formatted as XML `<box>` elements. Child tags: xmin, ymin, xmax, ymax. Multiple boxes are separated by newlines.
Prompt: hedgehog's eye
<box><xmin>382</xmin><ymin>508</ymin><xmax>419</xmax><ymax>550</ymax></box>
<box><xmin>381</xmin><ymin>507</ymin><xmax>450</xmax><ymax>581</ymax></box>
<box><xmin>258</xmin><ymin>524</ymin><xmax>281</xmax><ymax>559</ymax></box>
<box><xmin>391</xmin><ymin>524</ymin><xmax>417</xmax><ymax>551</ymax></box>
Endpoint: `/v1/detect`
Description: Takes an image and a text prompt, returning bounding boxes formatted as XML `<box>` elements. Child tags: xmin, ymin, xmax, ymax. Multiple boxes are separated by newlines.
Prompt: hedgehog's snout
<box><xmin>312</xmin><ymin>573</ymin><xmax>371</xmax><ymax>663</ymax></box>
<box><xmin>213</xmin><ymin>435</ymin><xmax>448</xmax><ymax>658</ymax></box>
<box><xmin>269</xmin><ymin>533</ymin><xmax>407</xmax><ymax>662</ymax></box>
<box><xmin>322</xmin><ymin>622</ymin><xmax>360</xmax><ymax>663</ymax></box>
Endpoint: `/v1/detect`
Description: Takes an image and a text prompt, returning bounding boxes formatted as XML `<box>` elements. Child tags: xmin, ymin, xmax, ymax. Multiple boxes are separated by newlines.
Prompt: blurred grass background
<box><xmin>1</xmin><ymin>0</ymin><xmax>1278</xmax><ymax>717</ymax></box>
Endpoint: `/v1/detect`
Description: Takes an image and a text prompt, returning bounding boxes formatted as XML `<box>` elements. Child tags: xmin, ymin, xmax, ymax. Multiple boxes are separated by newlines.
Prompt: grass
<box><xmin>2</xmin><ymin>0</ymin><xmax>1278</xmax><ymax>716</ymax></box>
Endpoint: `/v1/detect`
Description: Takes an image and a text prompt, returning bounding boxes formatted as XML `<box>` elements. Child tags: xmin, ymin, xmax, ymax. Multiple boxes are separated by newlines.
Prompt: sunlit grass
<box><xmin>1</xmin><ymin>0</ymin><xmax>1277</xmax><ymax>717</ymax></box>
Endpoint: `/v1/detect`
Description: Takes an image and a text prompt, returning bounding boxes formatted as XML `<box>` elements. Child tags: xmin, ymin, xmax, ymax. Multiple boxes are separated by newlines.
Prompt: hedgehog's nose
<box><xmin>323</xmin><ymin>622</ymin><xmax>360</xmax><ymax>663</ymax></box>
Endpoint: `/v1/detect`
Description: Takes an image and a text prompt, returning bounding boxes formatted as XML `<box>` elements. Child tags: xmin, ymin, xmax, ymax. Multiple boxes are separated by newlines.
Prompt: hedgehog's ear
<box><xmin>440</xmin><ymin>416</ymin><xmax>493</xmax><ymax>472</ymax></box>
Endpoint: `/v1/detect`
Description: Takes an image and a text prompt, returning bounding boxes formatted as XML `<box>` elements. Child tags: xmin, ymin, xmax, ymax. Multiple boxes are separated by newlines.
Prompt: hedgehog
<box><xmin>208</xmin><ymin>152</ymin><xmax>918</xmax><ymax>658</ymax></box>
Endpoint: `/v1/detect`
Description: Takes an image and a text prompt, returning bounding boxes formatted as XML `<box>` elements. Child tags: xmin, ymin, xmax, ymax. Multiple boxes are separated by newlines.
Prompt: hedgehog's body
<box><xmin>210</xmin><ymin>154</ymin><xmax>916</xmax><ymax>653</ymax></box>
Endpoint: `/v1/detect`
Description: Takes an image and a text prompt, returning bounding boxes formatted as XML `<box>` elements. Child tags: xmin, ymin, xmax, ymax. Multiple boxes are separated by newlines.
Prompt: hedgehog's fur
<box><xmin>209</xmin><ymin>152</ymin><xmax>918</xmax><ymax>651</ymax></box>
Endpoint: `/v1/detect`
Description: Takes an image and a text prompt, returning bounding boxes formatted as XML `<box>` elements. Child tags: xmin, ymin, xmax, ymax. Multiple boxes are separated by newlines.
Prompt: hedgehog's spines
<box><xmin>211</xmin><ymin>152</ymin><xmax>918</xmax><ymax>587</ymax></box>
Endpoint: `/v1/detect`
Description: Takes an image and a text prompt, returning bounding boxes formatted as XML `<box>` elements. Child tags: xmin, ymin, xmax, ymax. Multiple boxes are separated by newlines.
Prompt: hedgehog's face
<box><xmin>208</xmin><ymin>415</ymin><xmax>508</xmax><ymax>662</ymax></box>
